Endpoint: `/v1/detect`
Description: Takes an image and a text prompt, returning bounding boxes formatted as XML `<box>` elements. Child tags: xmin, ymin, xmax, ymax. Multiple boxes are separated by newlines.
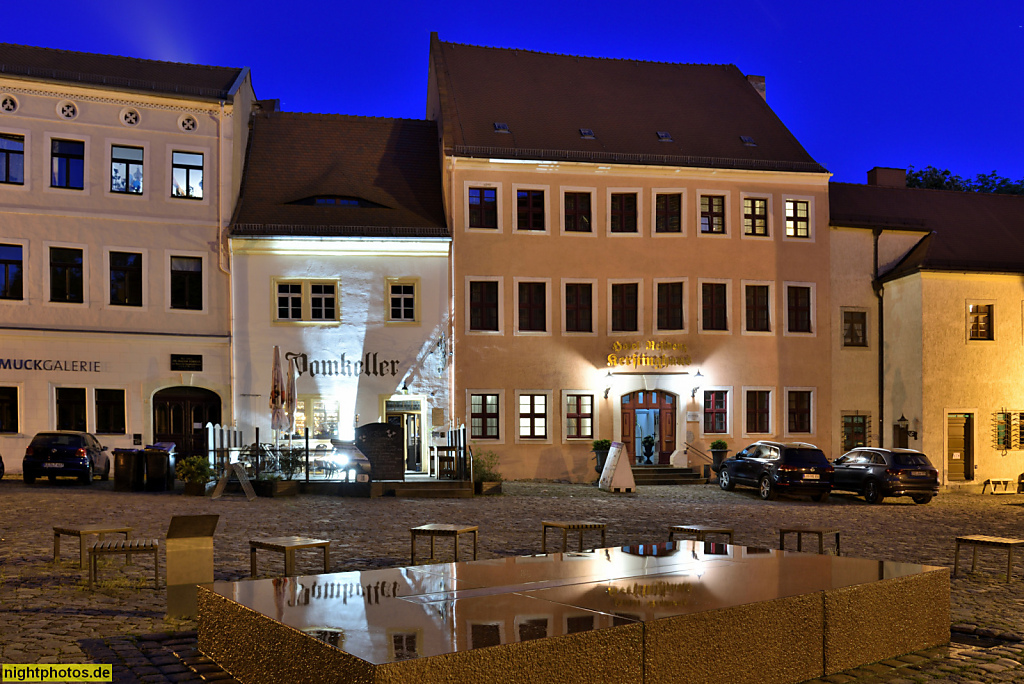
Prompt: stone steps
<box><xmin>631</xmin><ymin>465</ymin><xmax>708</xmax><ymax>486</ymax></box>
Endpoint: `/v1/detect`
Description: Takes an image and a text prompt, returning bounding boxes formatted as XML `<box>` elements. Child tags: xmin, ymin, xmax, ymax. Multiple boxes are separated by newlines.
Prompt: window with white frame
<box><xmin>784</xmin><ymin>199</ymin><xmax>810</xmax><ymax>238</ymax></box>
<box><xmin>842</xmin><ymin>309</ymin><xmax>868</xmax><ymax>347</ymax></box>
<box><xmin>744</xmin><ymin>283</ymin><xmax>771</xmax><ymax>333</ymax></box>
<box><xmin>611</xmin><ymin>282</ymin><xmax>640</xmax><ymax>332</ymax></box>
<box><xmin>656</xmin><ymin>281</ymin><xmax>685</xmax><ymax>331</ymax></box>
<box><xmin>968</xmin><ymin>302</ymin><xmax>994</xmax><ymax>341</ymax></box>
<box><xmin>704</xmin><ymin>390</ymin><xmax>728</xmax><ymax>434</ymax></box>
<box><xmin>470</xmin><ymin>393</ymin><xmax>500</xmax><ymax>440</ymax></box>
<box><xmin>700</xmin><ymin>281</ymin><xmax>729</xmax><ymax>332</ymax></box>
<box><xmin>745</xmin><ymin>389</ymin><xmax>771</xmax><ymax>434</ymax></box>
<box><xmin>787</xmin><ymin>389</ymin><xmax>813</xmax><ymax>433</ymax></box>
<box><xmin>518</xmin><ymin>393</ymin><xmax>548</xmax><ymax>439</ymax></box>
<box><xmin>467</xmin><ymin>278</ymin><xmax>502</xmax><ymax>333</ymax></box>
<box><xmin>564</xmin><ymin>393</ymin><xmax>594</xmax><ymax>439</ymax></box>
<box><xmin>786</xmin><ymin>285</ymin><xmax>813</xmax><ymax>333</ymax></box>
<box><xmin>516</xmin><ymin>280</ymin><xmax>548</xmax><ymax>333</ymax></box>
<box><xmin>273</xmin><ymin>279</ymin><xmax>339</xmax><ymax>322</ymax></box>
<box><xmin>0</xmin><ymin>386</ymin><xmax>18</xmax><ymax>433</ymax></box>
<box><xmin>563</xmin><ymin>281</ymin><xmax>594</xmax><ymax>333</ymax></box>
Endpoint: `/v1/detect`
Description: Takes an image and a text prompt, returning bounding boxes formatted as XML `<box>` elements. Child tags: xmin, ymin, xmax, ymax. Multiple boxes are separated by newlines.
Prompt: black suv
<box><xmin>718</xmin><ymin>441</ymin><xmax>833</xmax><ymax>501</ymax></box>
<box><xmin>23</xmin><ymin>431</ymin><xmax>110</xmax><ymax>484</ymax></box>
<box><xmin>832</xmin><ymin>447</ymin><xmax>939</xmax><ymax>504</ymax></box>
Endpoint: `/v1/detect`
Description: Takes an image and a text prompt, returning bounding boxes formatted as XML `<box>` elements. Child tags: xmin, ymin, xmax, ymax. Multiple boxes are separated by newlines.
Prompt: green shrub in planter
<box><xmin>591</xmin><ymin>439</ymin><xmax>613</xmax><ymax>474</ymax></box>
<box><xmin>175</xmin><ymin>455</ymin><xmax>214</xmax><ymax>485</ymax></box>
<box><xmin>709</xmin><ymin>439</ymin><xmax>729</xmax><ymax>451</ymax></box>
<box><xmin>472</xmin><ymin>448</ymin><xmax>503</xmax><ymax>484</ymax></box>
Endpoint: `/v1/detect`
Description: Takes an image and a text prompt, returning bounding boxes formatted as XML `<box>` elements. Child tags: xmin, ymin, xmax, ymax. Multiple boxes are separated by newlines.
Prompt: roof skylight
<box><xmin>657</xmin><ymin>131</ymin><xmax>673</xmax><ymax>142</ymax></box>
<box><xmin>494</xmin><ymin>122</ymin><xmax>510</xmax><ymax>133</ymax></box>
<box><xmin>579</xmin><ymin>128</ymin><xmax>595</xmax><ymax>139</ymax></box>
<box><xmin>740</xmin><ymin>135</ymin><xmax>757</xmax><ymax>147</ymax></box>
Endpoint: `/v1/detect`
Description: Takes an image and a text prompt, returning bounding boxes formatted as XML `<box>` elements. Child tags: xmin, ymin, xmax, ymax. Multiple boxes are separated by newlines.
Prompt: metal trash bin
<box><xmin>144</xmin><ymin>443</ymin><xmax>176</xmax><ymax>491</ymax></box>
<box><xmin>113</xmin><ymin>448</ymin><xmax>145</xmax><ymax>492</ymax></box>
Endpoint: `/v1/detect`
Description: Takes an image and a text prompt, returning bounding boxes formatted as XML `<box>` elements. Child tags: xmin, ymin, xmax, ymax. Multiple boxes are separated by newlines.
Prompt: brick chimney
<box><xmin>867</xmin><ymin>167</ymin><xmax>905</xmax><ymax>188</ymax></box>
<box><xmin>746</xmin><ymin>75</ymin><xmax>766</xmax><ymax>101</ymax></box>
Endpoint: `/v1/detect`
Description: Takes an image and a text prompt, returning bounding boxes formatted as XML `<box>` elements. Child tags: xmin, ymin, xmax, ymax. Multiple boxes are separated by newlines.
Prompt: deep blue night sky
<box><xmin>7</xmin><ymin>0</ymin><xmax>1022</xmax><ymax>184</ymax></box>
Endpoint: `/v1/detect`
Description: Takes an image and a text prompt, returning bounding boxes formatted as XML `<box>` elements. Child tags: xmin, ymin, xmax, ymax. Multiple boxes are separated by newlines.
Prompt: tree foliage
<box><xmin>906</xmin><ymin>166</ymin><xmax>1024</xmax><ymax>195</ymax></box>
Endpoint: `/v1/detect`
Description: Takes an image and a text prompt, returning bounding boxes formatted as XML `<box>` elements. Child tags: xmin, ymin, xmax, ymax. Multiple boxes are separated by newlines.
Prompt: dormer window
<box><xmin>579</xmin><ymin>128</ymin><xmax>595</xmax><ymax>139</ymax></box>
<box><xmin>740</xmin><ymin>135</ymin><xmax>757</xmax><ymax>147</ymax></box>
<box><xmin>494</xmin><ymin>122</ymin><xmax>510</xmax><ymax>133</ymax></box>
<box><xmin>289</xmin><ymin>195</ymin><xmax>386</xmax><ymax>208</ymax></box>
<box><xmin>656</xmin><ymin>131</ymin><xmax>673</xmax><ymax>142</ymax></box>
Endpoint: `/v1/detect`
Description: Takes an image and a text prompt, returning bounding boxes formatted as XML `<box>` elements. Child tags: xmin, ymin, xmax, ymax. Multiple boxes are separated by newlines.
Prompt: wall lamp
<box><xmin>896</xmin><ymin>414</ymin><xmax>918</xmax><ymax>440</ymax></box>
<box><xmin>603</xmin><ymin>371</ymin><xmax>613</xmax><ymax>399</ymax></box>
<box><xmin>690</xmin><ymin>370</ymin><xmax>704</xmax><ymax>399</ymax></box>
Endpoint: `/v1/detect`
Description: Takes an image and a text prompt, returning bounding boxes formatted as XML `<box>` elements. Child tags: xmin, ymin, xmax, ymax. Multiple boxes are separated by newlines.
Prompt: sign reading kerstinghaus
<box><xmin>606</xmin><ymin>341</ymin><xmax>691</xmax><ymax>370</ymax></box>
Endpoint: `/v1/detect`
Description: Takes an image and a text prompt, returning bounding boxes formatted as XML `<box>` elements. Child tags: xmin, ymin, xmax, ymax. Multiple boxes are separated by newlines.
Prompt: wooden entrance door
<box><xmin>620</xmin><ymin>390</ymin><xmax>677</xmax><ymax>465</ymax></box>
<box><xmin>153</xmin><ymin>387</ymin><xmax>221</xmax><ymax>458</ymax></box>
<box><xmin>947</xmin><ymin>413</ymin><xmax>973</xmax><ymax>481</ymax></box>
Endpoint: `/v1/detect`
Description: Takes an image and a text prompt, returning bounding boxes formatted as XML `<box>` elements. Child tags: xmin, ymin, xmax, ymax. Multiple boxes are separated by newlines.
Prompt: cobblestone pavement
<box><xmin>5</xmin><ymin>478</ymin><xmax>1024</xmax><ymax>682</ymax></box>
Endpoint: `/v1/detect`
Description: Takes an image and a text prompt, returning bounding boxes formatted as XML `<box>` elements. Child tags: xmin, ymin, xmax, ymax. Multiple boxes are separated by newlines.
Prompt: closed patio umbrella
<box><xmin>270</xmin><ymin>346</ymin><xmax>287</xmax><ymax>435</ymax></box>
<box><xmin>284</xmin><ymin>356</ymin><xmax>297</xmax><ymax>435</ymax></box>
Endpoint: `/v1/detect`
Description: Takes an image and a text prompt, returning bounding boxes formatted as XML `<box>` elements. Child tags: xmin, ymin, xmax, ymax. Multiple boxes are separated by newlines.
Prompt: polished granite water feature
<box><xmin>198</xmin><ymin>542</ymin><xmax>949</xmax><ymax>684</ymax></box>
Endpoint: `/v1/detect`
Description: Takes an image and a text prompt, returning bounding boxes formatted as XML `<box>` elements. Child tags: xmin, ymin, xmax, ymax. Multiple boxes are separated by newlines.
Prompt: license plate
<box><xmin>803</xmin><ymin>473</ymin><xmax>819</xmax><ymax>480</ymax></box>
<box><xmin>911</xmin><ymin>471</ymin><xmax>927</xmax><ymax>477</ymax></box>
<box><xmin>42</xmin><ymin>463</ymin><xmax>64</xmax><ymax>469</ymax></box>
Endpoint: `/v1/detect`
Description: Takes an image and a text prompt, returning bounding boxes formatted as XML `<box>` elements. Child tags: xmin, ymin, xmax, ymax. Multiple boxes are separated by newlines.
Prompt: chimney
<box><xmin>746</xmin><ymin>75</ymin><xmax>766</xmax><ymax>101</ymax></box>
<box><xmin>867</xmin><ymin>167</ymin><xmax>906</xmax><ymax>188</ymax></box>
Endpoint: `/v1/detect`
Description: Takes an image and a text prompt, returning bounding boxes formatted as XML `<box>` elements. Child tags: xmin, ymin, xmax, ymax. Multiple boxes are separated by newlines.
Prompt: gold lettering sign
<box><xmin>607</xmin><ymin>341</ymin><xmax>690</xmax><ymax>369</ymax></box>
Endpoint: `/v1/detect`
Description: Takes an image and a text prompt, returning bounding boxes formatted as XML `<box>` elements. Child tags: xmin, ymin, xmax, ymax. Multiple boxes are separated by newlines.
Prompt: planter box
<box><xmin>254</xmin><ymin>480</ymin><xmax>299</xmax><ymax>497</ymax></box>
<box><xmin>183</xmin><ymin>481</ymin><xmax>208</xmax><ymax>496</ymax></box>
<box><xmin>475</xmin><ymin>481</ymin><xmax>502</xmax><ymax>496</ymax></box>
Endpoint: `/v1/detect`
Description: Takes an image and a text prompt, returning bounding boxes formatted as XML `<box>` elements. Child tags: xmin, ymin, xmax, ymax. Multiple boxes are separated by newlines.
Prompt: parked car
<box><xmin>832</xmin><ymin>447</ymin><xmax>939</xmax><ymax>504</ymax></box>
<box><xmin>718</xmin><ymin>440</ymin><xmax>833</xmax><ymax>501</ymax></box>
<box><xmin>22</xmin><ymin>431</ymin><xmax>110</xmax><ymax>484</ymax></box>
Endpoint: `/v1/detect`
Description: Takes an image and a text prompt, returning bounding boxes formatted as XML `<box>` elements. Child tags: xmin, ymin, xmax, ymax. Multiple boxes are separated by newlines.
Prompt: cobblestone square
<box><xmin>4</xmin><ymin>479</ymin><xmax>1024</xmax><ymax>682</ymax></box>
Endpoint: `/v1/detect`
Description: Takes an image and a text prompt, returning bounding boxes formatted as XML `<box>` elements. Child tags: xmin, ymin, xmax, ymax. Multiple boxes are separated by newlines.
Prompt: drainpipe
<box><xmin>216</xmin><ymin>100</ymin><xmax>236</xmax><ymax>429</ymax></box>
<box><xmin>872</xmin><ymin>227</ymin><xmax>884</xmax><ymax>447</ymax></box>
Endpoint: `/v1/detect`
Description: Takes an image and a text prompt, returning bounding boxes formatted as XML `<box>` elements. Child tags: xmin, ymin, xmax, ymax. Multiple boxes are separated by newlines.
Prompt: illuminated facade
<box><xmin>830</xmin><ymin>168</ymin><xmax>1024</xmax><ymax>485</ymax></box>
<box><xmin>229</xmin><ymin>110</ymin><xmax>450</xmax><ymax>472</ymax></box>
<box><xmin>428</xmin><ymin>36</ymin><xmax>833</xmax><ymax>482</ymax></box>
<box><xmin>0</xmin><ymin>44</ymin><xmax>254</xmax><ymax>465</ymax></box>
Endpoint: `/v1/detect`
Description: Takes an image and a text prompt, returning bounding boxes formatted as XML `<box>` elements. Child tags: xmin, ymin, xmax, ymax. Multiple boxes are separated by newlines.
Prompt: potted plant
<box><xmin>641</xmin><ymin>435</ymin><xmax>657</xmax><ymax>464</ymax></box>
<box><xmin>254</xmin><ymin>472</ymin><xmax>299</xmax><ymax>497</ymax></box>
<box><xmin>175</xmin><ymin>455</ymin><xmax>214</xmax><ymax>496</ymax></box>
<box><xmin>472</xmin><ymin>448</ymin><xmax>503</xmax><ymax>495</ymax></box>
<box><xmin>709</xmin><ymin>439</ymin><xmax>729</xmax><ymax>473</ymax></box>
<box><xmin>591</xmin><ymin>439</ymin><xmax>613</xmax><ymax>475</ymax></box>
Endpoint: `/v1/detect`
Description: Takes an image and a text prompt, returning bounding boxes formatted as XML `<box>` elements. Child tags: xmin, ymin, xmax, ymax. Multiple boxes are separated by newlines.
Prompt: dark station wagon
<box><xmin>718</xmin><ymin>440</ymin><xmax>833</xmax><ymax>502</ymax></box>
<box><xmin>832</xmin><ymin>447</ymin><xmax>939</xmax><ymax>504</ymax></box>
<box><xmin>22</xmin><ymin>431</ymin><xmax>111</xmax><ymax>484</ymax></box>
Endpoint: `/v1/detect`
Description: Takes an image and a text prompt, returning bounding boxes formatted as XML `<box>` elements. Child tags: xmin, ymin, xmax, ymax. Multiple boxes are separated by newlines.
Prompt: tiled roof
<box><xmin>829</xmin><ymin>182</ymin><xmax>1024</xmax><ymax>278</ymax></box>
<box><xmin>231</xmin><ymin>112</ymin><xmax>448</xmax><ymax>238</ymax></box>
<box><xmin>429</xmin><ymin>36</ymin><xmax>825</xmax><ymax>174</ymax></box>
<box><xmin>0</xmin><ymin>43</ymin><xmax>247</xmax><ymax>101</ymax></box>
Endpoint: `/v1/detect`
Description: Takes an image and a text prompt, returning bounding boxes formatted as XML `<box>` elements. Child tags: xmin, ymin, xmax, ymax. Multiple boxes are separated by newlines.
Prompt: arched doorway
<box><xmin>620</xmin><ymin>390</ymin><xmax>677</xmax><ymax>465</ymax></box>
<box><xmin>153</xmin><ymin>387</ymin><xmax>221</xmax><ymax>458</ymax></box>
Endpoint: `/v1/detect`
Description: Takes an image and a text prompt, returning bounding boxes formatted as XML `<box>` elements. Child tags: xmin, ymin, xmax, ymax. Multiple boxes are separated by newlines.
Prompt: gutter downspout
<box><xmin>217</xmin><ymin>99</ymin><xmax>236</xmax><ymax>429</ymax></box>
<box><xmin>872</xmin><ymin>227</ymin><xmax>884</xmax><ymax>447</ymax></box>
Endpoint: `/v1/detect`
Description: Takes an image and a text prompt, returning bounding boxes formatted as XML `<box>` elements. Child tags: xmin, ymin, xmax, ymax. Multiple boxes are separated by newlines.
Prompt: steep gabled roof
<box><xmin>829</xmin><ymin>182</ymin><xmax>1024</xmax><ymax>279</ymax></box>
<box><xmin>0</xmin><ymin>43</ymin><xmax>247</xmax><ymax>101</ymax></box>
<box><xmin>231</xmin><ymin>112</ymin><xmax>448</xmax><ymax>238</ymax></box>
<box><xmin>429</xmin><ymin>36</ymin><xmax>825</xmax><ymax>174</ymax></box>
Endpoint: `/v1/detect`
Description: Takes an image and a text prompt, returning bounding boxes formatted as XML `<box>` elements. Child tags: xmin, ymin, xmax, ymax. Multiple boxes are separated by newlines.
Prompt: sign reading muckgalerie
<box><xmin>0</xmin><ymin>358</ymin><xmax>102</xmax><ymax>372</ymax></box>
<box><xmin>606</xmin><ymin>340</ymin><xmax>691</xmax><ymax>370</ymax></box>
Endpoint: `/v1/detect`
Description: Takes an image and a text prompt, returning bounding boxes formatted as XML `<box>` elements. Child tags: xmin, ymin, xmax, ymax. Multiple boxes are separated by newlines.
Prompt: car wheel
<box><xmin>811</xmin><ymin>492</ymin><xmax>829</xmax><ymax>503</ymax></box>
<box><xmin>23</xmin><ymin>472</ymin><xmax>35</xmax><ymax>484</ymax></box>
<box><xmin>718</xmin><ymin>469</ymin><xmax>735</xmax><ymax>491</ymax></box>
<box><xmin>101</xmin><ymin>460</ymin><xmax>110</xmax><ymax>481</ymax></box>
<box><xmin>79</xmin><ymin>465</ymin><xmax>93</xmax><ymax>484</ymax></box>
<box><xmin>759</xmin><ymin>475</ymin><xmax>777</xmax><ymax>501</ymax></box>
<box><xmin>864</xmin><ymin>480</ymin><xmax>884</xmax><ymax>504</ymax></box>
<box><xmin>912</xmin><ymin>494</ymin><xmax>933</xmax><ymax>505</ymax></box>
